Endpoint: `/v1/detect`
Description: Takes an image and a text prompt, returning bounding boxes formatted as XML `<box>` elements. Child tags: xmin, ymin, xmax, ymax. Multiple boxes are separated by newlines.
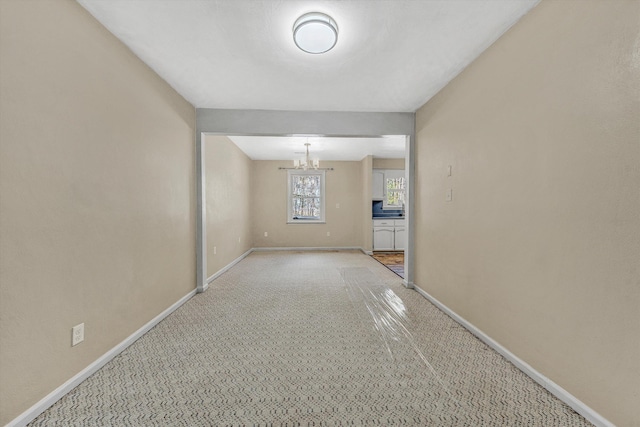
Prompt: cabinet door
<box><xmin>373</xmin><ymin>227</ymin><xmax>394</xmax><ymax>251</ymax></box>
<box><xmin>394</xmin><ymin>227</ymin><xmax>406</xmax><ymax>251</ymax></box>
<box><xmin>372</xmin><ymin>170</ymin><xmax>384</xmax><ymax>200</ymax></box>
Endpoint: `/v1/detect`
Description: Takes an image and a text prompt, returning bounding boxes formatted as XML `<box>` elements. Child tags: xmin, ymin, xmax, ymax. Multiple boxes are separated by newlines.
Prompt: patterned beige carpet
<box><xmin>29</xmin><ymin>251</ymin><xmax>590</xmax><ymax>426</ymax></box>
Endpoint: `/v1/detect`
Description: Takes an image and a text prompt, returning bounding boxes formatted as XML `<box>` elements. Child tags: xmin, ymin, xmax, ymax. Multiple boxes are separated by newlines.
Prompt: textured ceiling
<box><xmin>76</xmin><ymin>0</ymin><xmax>539</xmax><ymax>113</ymax></box>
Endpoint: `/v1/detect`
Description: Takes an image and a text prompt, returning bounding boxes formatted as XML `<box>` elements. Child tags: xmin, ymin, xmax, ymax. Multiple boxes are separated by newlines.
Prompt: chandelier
<box><xmin>293</xmin><ymin>142</ymin><xmax>320</xmax><ymax>170</ymax></box>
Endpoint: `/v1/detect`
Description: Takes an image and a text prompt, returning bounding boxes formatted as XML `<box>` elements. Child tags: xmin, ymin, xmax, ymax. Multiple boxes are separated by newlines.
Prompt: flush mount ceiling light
<box><xmin>293</xmin><ymin>12</ymin><xmax>338</xmax><ymax>54</ymax></box>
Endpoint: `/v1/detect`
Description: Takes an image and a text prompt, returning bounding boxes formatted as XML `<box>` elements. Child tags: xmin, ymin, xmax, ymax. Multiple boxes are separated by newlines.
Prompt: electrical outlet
<box><xmin>213</xmin><ymin>246</ymin><xmax>216</xmax><ymax>255</ymax></box>
<box><xmin>264</xmin><ymin>232</ymin><xmax>268</xmax><ymax>237</ymax></box>
<box><xmin>238</xmin><ymin>237</ymin><xmax>241</xmax><ymax>243</ymax></box>
<box><xmin>72</xmin><ymin>323</ymin><xmax>84</xmax><ymax>346</ymax></box>
<box><xmin>446</xmin><ymin>189</ymin><xmax>453</xmax><ymax>202</ymax></box>
<box><xmin>327</xmin><ymin>231</ymin><xmax>331</xmax><ymax>236</ymax></box>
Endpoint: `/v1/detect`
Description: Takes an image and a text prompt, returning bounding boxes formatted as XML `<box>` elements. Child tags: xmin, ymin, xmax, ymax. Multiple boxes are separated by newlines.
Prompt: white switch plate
<box><xmin>213</xmin><ymin>246</ymin><xmax>216</xmax><ymax>255</ymax></box>
<box><xmin>446</xmin><ymin>189</ymin><xmax>453</xmax><ymax>202</ymax></box>
<box><xmin>72</xmin><ymin>323</ymin><xmax>84</xmax><ymax>346</ymax></box>
<box><xmin>264</xmin><ymin>232</ymin><xmax>268</xmax><ymax>237</ymax></box>
<box><xmin>327</xmin><ymin>231</ymin><xmax>331</xmax><ymax>236</ymax></box>
<box><xmin>447</xmin><ymin>165</ymin><xmax>452</xmax><ymax>176</ymax></box>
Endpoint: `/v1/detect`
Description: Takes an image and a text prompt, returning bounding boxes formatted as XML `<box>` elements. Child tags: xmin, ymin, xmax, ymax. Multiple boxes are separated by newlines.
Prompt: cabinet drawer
<box><xmin>394</xmin><ymin>220</ymin><xmax>406</xmax><ymax>226</ymax></box>
<box><xmin>373</xmin><ymin>220</ymin><xmax>394</xmax><ymax>226</ymax></box>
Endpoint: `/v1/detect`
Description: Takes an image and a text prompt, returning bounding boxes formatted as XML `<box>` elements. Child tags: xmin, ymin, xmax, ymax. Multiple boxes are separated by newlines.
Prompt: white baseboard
<box><xmin>7</xmin><ymin>289</ymin><xmax>197</xmax><ymax>427</ymax></box>
<box><xmin>206</xmin><ymin>248</ymin><xmax>254</xmax><ymax>285</ymax></box>
<box><xmin>253</xmin><ymin>246</ymin><xmax>363</xmax><ymax>252</ymax></box>
<box><xmin>14</xmin><ymin>257</ymin><xmax>606</xmax><ymax>426</ymax></box>
<box><xmin>412</xmin><ymin>285</ymin><xmax>614</xmax><ymax>427</ymax></box>
<box><xmin>402</xmin><ymin>279</ymin><xmax>414</xmax><ymax>289</ymax></box>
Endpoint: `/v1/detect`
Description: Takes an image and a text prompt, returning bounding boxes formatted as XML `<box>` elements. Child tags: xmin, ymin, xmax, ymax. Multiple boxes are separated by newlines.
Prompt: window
<box><xmin>383</xmin><ymin>170</ymin><xmax>405</xmax><ymax>209</ymax></box>
<box><xmin>386</xmin><ymin>177</ymin><xmax>405</xmax><ymax>206</ymax></box>
<box><xmin>287</xmin><ymin>170</ymin><xmax>325</xmax><ymax>223</ymax></box>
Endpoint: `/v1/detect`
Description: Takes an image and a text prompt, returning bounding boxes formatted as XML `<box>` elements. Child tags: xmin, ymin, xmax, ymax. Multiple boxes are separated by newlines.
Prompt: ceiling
<box><xmin>226</xmin><ymin>135</ymin><xmax>407</xmax><ymax>161</ymax></box>
<box><xmin>76</xmin><ymin>0</ymin><xmax>539</xmax><ymax>113</ymax></box>
<box><xmin>76</xmin><ymin>0</ymin><xmax>538</xmax><ymax>160</ymax></box>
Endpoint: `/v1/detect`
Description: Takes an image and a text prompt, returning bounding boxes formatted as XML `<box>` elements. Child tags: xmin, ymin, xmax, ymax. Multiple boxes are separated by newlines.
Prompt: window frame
<box><xmin>383</xmin><ymin>170</ymin><xmax>406</xmax><ymax>209</ymax></box>
<box><xmin>287</xmin><ymin>169</ymin><xmax>326</xmax><ymax>224</ymax></box>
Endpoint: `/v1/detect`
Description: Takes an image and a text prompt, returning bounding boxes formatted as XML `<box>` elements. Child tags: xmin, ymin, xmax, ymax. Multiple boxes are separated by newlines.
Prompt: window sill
<box><xmin>287</xmin><ymin>220</ymin><xmax>326</xmax><ymax>224</ymax></box>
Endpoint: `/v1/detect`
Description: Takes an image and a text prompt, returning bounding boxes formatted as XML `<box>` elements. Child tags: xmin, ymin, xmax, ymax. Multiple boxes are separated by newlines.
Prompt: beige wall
<box><xmin>252</xmin><ymin>161</ymin><xmax>363</xmax><ymax>248</ymax></box>
<box><xmin>372</xmin><ymin>158</ymin><xmax>405</xmax><ymax>170</ymax></box>
<box><xmin>361</xmin><ymin>156</ymin><xmax>374</xmax><ymax>252</ymax></box>
<box><xmin>414</xmin><ymin>1</ymin><xmax>639</xmax><ymax>425</ymax></box>
<box><xmin>205</xmin><ymin>135</ymin><xmax>252</xmax><ymax>278</ymax></box>
<box><xmin>0</xmin><ymin>1</ymin><xmax>195</xmax><ymax>424</ymax></box>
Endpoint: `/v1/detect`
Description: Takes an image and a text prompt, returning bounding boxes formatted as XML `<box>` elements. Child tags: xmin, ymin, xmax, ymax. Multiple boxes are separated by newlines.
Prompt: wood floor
<box><xmin>371</xmin><ymin>252</ymin><xmax>404</xmax><ymax>265</ymax></box>
<box><xmin>371</xmin><ymin>251</ymin><xmax>404</xmax><ymax>278</ymax></box>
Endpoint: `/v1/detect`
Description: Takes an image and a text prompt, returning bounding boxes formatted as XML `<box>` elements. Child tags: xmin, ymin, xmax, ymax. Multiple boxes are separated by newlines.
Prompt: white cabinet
<box><xmin>394</xmin><ymin>227</ymin><xmax>406</xmax><ymax>251</ymax></box>
<box><xmin>373</xmin><ymin>227</ymin><xmax>395</xmax><ymax>251</ymax></box>
<box><xmin>373</xmin><ymin>219</ymin><xmax>405</xmax><ymax>251</ymax></box>
<box><xmin>372</xmin><ymin>170</ymin><xmax>384</xmax><ymax>200</ymax></box>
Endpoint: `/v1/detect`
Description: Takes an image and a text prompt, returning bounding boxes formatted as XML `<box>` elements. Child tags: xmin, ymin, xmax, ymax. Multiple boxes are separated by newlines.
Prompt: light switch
<box><xmin>446</xmin><ymin>189</ymin><xmax>453</xmax><ymax>202</ymax></box>
<box><xmin>447</xmin><ymin>165</ymin><xmax>452</xmax><ymax>177</ymax></box>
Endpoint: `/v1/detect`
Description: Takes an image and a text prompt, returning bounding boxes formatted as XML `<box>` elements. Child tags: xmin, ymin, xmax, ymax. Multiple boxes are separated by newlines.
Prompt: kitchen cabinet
<box><xmin>373</xmin><ymin>227</ymin><xmax>395</xmax><ymax>251</ymax></box>
<box><xmin>373</xmin><ymin>219</ymin><xmax>405</xmax><ymax>251</ymax></box>
<box><xmin>394</xmin><ymin>227</ymin><xmax>405</xmax><ymax>251</ymax></box>
<box><xmin>372</xmin><ymin>170</ymin><xmax>384</xmax><ymax>200</ymax></box>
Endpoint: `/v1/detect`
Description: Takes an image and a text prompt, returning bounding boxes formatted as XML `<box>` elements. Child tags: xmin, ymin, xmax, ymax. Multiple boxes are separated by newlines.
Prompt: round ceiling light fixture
<box><xmin>293</xmin><ymin>12</ymin><xmax>338</xmax><ymax>54</ymax></box>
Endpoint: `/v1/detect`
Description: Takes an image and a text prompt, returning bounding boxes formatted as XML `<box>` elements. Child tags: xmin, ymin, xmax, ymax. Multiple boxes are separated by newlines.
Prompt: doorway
<box><xmin>195</xmin><ymin>109</ymin><xmax>416</xmax><ymax>292</ymax></box>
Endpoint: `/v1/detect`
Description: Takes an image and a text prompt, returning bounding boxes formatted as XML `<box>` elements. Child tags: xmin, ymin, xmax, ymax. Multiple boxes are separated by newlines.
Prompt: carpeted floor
<box><xmin>29</xmin><ymin>251</ymin><xmax>590</xmax><ymax>426</ymax></box>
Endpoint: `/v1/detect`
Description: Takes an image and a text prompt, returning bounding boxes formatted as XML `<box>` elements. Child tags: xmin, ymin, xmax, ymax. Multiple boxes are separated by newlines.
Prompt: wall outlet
<box><xmin>213</xmin><ymin>246</ymin><xmax>216</xmax><ymax>255</ymax></box>
<box><xmin>72</xmin><ymin>323</ymin><xmax>84</xmax><ymax>346</ymax></box>
<box><xmin>238</xmin><ymin>237</ymin><xmax>241</xmax><ymax>243</ymax></box>
<box><xmin>446</xmin><ymin>188</ymin><xmax>453</xmax><ymax>202</ymax></box>
<box><xmin>326</xmin><ymin>231</ymin><xmax>331</xmax><ymax>236</ymax></box>
<box><xmin>264</xmin><ymin>232</ymin><xmax>268</xmax><ymax>237</ymax></box>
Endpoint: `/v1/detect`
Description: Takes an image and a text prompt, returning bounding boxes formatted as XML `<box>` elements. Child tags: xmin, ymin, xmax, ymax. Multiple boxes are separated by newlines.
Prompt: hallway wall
<box><xmin>205</xmin><ymin>135</ymin><xmax>253</xmax><ymax>278</ymax></box>
<box><xmin>0</xmin><ymin>1</ymin><xmax>196</xmax><ymax>424</ymax></box>
<box><xmin>361</xmin><ymin>156</ymin><xmax>374</xmax><ymax>253</ymax></box>
<box><xmin>413</xmin><ymin>1</ymin><xmax>639</xmax><ymax>425</ymax></box>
